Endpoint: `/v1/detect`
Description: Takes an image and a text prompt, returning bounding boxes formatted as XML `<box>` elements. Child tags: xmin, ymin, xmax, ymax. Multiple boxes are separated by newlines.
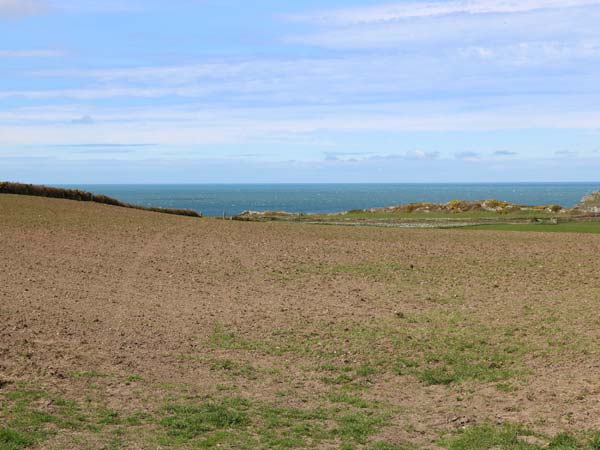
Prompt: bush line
<box><xmin>0</xmin><ymin>182</ymin><xmax>202</xmax><ymax>218</ymax></box>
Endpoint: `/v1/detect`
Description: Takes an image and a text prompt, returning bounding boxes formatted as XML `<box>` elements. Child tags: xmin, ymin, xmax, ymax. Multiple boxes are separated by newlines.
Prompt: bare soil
<box><xmin>1</xmin><ymin>194</ymin><xmax>600</xmax><ymax>449</ymax></box>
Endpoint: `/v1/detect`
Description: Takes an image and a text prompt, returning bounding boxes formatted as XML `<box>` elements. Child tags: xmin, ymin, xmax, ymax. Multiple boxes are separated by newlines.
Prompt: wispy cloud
<box><xmin>369</xmin><ymin>150</ymin><xmax>440</xmax><ymax>160</ymax></box>
<box><xmin>50</xmin><ymin>0</ymin><xmax>151</xmax><ymax>13</ymax></box>
<box><xmin>288</xmin><ymin>7</ymin><xmax>600</xmax><ymax>49</ymax></box>
<box><xmin>48</xmin><ymin>0</ymin><xmax>198</xmax><ymax>14</ymax></box>
<box><xmin>52</xmin><ymin>143</ymin><xmax>156</xmax><ymax>148</ymax></box>
<box><xmin>455</xmin><ymin>151</ymin><xmax>481</xmax><ymax>161</ymax></box>
<box><xmin>555</xmin><ymin>150</ymin><xmax>578</xmax><ymax>156</ymax></box>
<box><xmin>324</xmin><ymin>149</ymin><xmax>439</xmax><ymax>162</ymax></box>
<box><xmin>287</xmin><ymin>0</ymin><xmax>600</xmax><ymax>51</ymax></box>
<box><xmin>289</xmin><ymin>0</ymin><xmax>600</xmax><ymax>24</ymax></box>
<box><xmin>3</xmin><ymin>103</ymin><xmax>600</xmax><ymax>150</ymax></box>
<box><xmin>0</xmin><ymin>48</ymin><xmax>64</xmax><ymax>58</ymax></box>
<box><xmin>0</xmin><ymin>0</ymin><xmax>169</xmax><ymax>18</ymax></box>
<box><xmin>494</xmin><ymin>150</ymin><xmax>518</xmax><ymax>156</ymax></box>
<box><xmin>0</xmin><ymin>0</ymin><xmax>47</xmax><ymax>17</ymax></box>
<box><xmin>70</xmin><ymin>115</ymin><xmax>94</xmax><ymax>124</ymax></box>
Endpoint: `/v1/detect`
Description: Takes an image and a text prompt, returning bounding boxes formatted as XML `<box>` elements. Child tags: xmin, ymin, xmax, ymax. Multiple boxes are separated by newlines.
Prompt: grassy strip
<box><xmin>465</xmin><ymin>221</ymin><xmax>600</xmax><ymax>234</ymax></box>
<box><xmin>0</xmin><ymin>182</ymin><xmax>202</xmax><ymax>218</ymax></box>
<box><xmin>4</xmin><ymin>383</ymin><xmax>600</xmax><ymax>449</ymax></box>
<box><xmin>442</xmin><ymin>424</ymin><xmax>600</xmax><ymax>450</ymax></box>
<box><xmin>0</xmin><ymin>384</ymin><xmax>400</xmax><ymax>449</ymax></box>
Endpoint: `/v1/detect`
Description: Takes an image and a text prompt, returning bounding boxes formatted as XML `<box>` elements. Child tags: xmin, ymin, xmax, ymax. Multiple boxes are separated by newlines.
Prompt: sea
<box><xmin>62</xmin><ymin>183</ymin><xmax>599</xmax><ymax>217</ymax></box>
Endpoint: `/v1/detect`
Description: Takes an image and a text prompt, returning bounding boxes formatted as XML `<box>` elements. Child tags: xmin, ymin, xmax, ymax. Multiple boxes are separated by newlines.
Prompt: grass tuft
<box><xmin>160</xmin><ymin>398</ymin><xmax>250</xmax><ymax>439</ymax></box>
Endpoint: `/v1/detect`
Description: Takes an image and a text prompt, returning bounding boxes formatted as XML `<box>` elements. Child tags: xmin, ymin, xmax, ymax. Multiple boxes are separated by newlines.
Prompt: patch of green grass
<box><xmin>68</xmin><ymin>370</ymin><xmax>110</xmax><ymax>379</ymax></box>
<box><xmin>442</xmin><ymin>424</ymin><xmax>600</xmax><ymax>450</ymax></box>
<box><xmin>0</xmin><ymin>428</ymin><xmax>34</xmax><ymax>450</ymax></box>
<box><xmin>98</xmin><ymin>409</ymin><xmax>121</xmax><ymax>425</ymax></box>
<box><xmin>497</xmin><ymin>382</ymin><xmax>518</xmax><ymax>393</ymax></box>
<box><xmin>322</xmin><ymin>373</ymin><xmax>355</xmax><ymax>385</ymax></box>
<box><xmin>442</xmin><ymin>424</ymin><xmax>543</xmax><ymax>450</ymax></box>
<box><xmin>404</xmin><ymin>311</ymin><xmax>527</xmax><ymax>385</ymax></box>
<box><xmin>258</xmin><ymin>405</ymin><xmax>329</xmax><ymax>448</ymax></box>
<box><xmin>417</xmin><ymin>343</ymin><xmax>518</xmax><ymax>385</ymax></box>
<box><xmin>0</xmin><ymin>386</ymin><xmax>91</xmax><ymax>448</ymax></box>
<box><xmin>271</xmin><ymin>260</ymin><xmax>414</xmax><ymax>283</ymax></box>
<box><xmin>157</xmin><ymin>395</ymin><xmax>392</xmax><ymax>449</ymax></box>
<box><xmin>0</xmin><ymin>384</ymin><xmax>155</xmax><ymax>449</ymax></box>
<box><xmin>356</xmin><ymin>364</ymin><xmax>379</xmax><ymax>377</ymax></box>
<box><xmin>208</xmin><ymin>311</ymin><xmax>526</xmax><ymax>389</ymax></box>
<box><xmin>209</xmin><ymin>358</ymin><xmax>258</xmax><ymax>379</ymax></box>
<box><xmin>366</xmin><ymin>443</ymin><xmax>423</xmax><ymax>450</ymax></box>
<box><xmin>206</xmin><ymin>325</ymin><xmax>290</xmax><ymax>355</ymax></box>
<box><xmin>99</xmin><ymin>435</ymin><xmax>124</xmax><ymax>450</ymax></box>
<box><xmin>335</xmin><ymin>411</ymin><xmax>388</xmax><ymax>444</ymax></box>
<box><xmin>323</xmin><ymin>210</ymin><xmax>557</xmax><ymax>220</ymax></box>
<box><xmin>125</xmin><ymin>374</ymin><xmax>143</xmax><ymax>383</ymax></box>
<box><xmin>160</xmin><ymin>397</ymin><xmax>250</xmax><ymax>439</ymax></box>
<box><xmin>210</xmin><ymin>358</ymin><xmax>236</xmax><ymax>371</ymax></box>
<box><xmin>394</xmin><ymin>356</ymin><xmax>420</xmax><ymax>376</ymax></box>
<box><xmin>467</xmin><ymin>221</ymin><xmax>600</xmax><ymax>234</ymax></box>
<box><xmin>319</xmin><ymin>362</ymin><xmax>381</xmax><ymax>388</ymax></box>
<box><xmin>123</xmin><ymin>411</ymin><xmax>152</xmax><ymax>426</ymax></box>
<box><xmin>327</xmin><ymin>391</ymin><xmax>371</xmax><ymax>409</ymax></box>
<box><xmin>207</xmin><ymin>326</ymin><xmax>262</xmax><ymax>351</ymax></box>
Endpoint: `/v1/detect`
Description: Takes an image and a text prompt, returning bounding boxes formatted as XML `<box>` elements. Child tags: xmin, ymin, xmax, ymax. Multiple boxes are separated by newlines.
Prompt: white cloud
<box><xmin>0</xmin><ymin>49</ymin><xmax>64</xmax><ymax>58</ymax></box>
<box><xmin>46</xmin><ymin>0</ymin><xmax>203</xmax><ymax>14</ymax></box>
<box><xmin>0</xmin><ymin>0</ymin><xmax>46</xmax><ymax>17</ymax></box>
<box><xmin>288</xmin><ymin>7</ymin><xmax>600</xmax><ymax>49</ymax></box>
<box><xmin>455</xmin><ymin>151</ymin><xmax>481</xmax><ymax>161</ymax></box>
<box><xmin>48</xmin><ymin>0</ymin><xmax>144</xmax><ymax>13</ymax></box>
<box><xmin>289</xmin><ymin>0</ymin><xmax>600</xmax><ymax>25</ymax></box>
<box><xmin>13</xmin><ymin>41</ymin><xmax>599</xmax><ymax>107</ymax></box>
<box><xmin>71</xmin><ymin>115</ymin><xmax>94</xmax><ymax>125</ymax></box>
<box><xmin>0</xmin><ymin>86</ymin><xmax>219</xmax><ymax>100</ymax></box>
<box><xmin>2</xmin><ymin>104</ymin><xmax>600</xmax><ymax>150</ymax></box>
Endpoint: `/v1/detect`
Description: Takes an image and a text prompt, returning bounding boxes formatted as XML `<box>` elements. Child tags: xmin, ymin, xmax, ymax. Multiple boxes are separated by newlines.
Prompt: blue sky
<box><xmin>1</xmin><ymin>0</ymin><xmax>600</xmax><ymax>183</ymax></box>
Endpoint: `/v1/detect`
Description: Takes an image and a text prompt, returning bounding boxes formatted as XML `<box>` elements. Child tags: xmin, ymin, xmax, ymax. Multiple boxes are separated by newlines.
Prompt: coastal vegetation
<box><xmin>0</xmin><ymin>182</ymin><xmax>202</xmax><ymax>218</ymax></box>
<box><xmin>577</xmin><ymin>190</ymin><xmax>600</xmax><ymax>211</ymax></box>
<box><xmin>233</xmin><ymin>193</ymin><xmax>600</xmax><ymax>233</ymax></box>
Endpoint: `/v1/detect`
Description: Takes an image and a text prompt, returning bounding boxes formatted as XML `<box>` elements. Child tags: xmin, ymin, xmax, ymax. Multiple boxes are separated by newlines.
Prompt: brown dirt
<box><xmin>1</xmin><ymin>194</ymin><xmax>600</xmax><ymax>449</ymax></box>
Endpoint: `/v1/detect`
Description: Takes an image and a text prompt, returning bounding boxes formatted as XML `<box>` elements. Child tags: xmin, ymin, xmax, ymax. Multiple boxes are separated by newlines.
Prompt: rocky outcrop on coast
<box><xmin>576</xmin><ymin>190</ymin><xmax>600</xmax><ymax>212</ymax></box>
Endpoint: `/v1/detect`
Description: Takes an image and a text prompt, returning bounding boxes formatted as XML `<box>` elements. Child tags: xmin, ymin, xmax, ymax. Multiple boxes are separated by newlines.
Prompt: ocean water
<box><xmin>63</xmin><ymin>183</ymin><xmax>599</xmax><ymax>217</ymax></box>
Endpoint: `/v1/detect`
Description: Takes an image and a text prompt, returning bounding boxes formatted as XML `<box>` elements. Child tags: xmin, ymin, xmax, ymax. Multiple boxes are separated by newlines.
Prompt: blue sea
<box><xmin>62</xmin><ymin>183</ymin><xmax>599</xmax><ymax>217</ymax></box>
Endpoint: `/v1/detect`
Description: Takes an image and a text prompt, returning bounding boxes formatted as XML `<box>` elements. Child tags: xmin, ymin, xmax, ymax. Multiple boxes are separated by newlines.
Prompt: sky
<box><xmin>1</xmin><ymin>0</ymin><xmax>600</xmax><ymax>183</ymax></box>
